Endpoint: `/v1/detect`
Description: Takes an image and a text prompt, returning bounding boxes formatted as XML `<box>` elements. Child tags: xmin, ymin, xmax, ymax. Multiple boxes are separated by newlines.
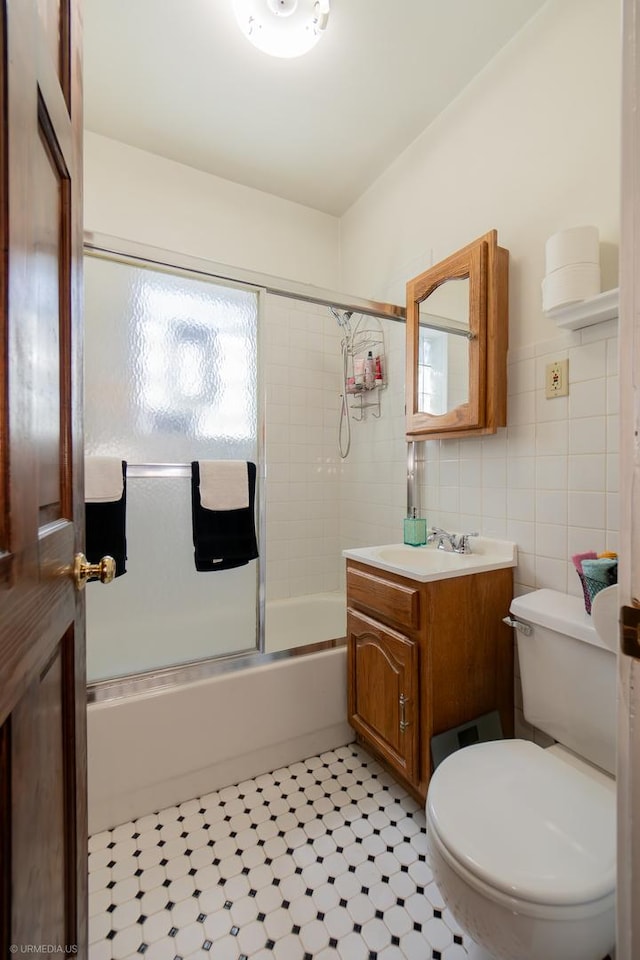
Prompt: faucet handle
<box><xmin>427</xmin><ymin>526</ymin><xmax>477</xmax><ymax>553</ymax></box>
<box><xmin>457</xmin><ymin>532</ymin><xmax>479</xmax><ymax>553</ymax></box>
<box><xmin>428</xmin><ymin>525</ymin><xmax>449</xmax><ymax>541</ymax></box>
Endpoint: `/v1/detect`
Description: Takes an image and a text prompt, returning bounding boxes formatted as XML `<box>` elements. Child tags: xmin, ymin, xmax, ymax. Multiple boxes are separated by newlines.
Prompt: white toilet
<box><xmin>425</xmin><ymin>587</ymin><xmax>617</xmax><ymax>960</ymax></box>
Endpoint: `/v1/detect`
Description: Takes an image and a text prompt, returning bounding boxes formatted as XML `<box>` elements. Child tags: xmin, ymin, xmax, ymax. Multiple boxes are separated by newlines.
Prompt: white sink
<box><xmin>343</xmin><ymin>537</ymin><xmax>517</xmax><ymax>583</ymax></box>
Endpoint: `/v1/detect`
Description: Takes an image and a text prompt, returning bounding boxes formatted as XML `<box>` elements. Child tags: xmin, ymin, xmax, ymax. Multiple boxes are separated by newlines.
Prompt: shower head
<box><xmin>330</xmin><ymin>306</ymin><xmax>353</xmax><ymax>329</ymax></box>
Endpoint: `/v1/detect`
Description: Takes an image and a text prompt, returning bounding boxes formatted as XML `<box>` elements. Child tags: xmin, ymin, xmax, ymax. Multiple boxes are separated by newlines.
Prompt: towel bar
<box><xmin>125</xmin><ymin>463</ymin><xmax>192</xmax><ymax>478</ymax></box>
<box><xmin>103</xmin><ymin>463</ymin><xmax>261</xmax><ymax>479</ymax></box>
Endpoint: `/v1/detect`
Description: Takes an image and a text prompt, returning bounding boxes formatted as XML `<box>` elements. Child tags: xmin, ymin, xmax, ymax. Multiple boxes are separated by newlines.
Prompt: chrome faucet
<box><xmin>428</xmin><ymin>526</ymin><xmax>478</xmax><ymax>554</ymax></box>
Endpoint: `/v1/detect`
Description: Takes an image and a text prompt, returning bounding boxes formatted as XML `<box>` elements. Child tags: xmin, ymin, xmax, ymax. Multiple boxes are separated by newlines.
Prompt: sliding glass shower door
<box><xmin>84</xmin><ymin>255</ymin><xmax>260</xmax><ymax>682</ymax></box>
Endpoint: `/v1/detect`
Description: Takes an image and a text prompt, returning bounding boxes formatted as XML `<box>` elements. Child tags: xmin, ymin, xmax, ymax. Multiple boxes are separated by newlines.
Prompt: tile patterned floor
<box><xmin>88</xmin><ymin>743</ymin><xmax>492</xmax><ymax>960</ymax></box>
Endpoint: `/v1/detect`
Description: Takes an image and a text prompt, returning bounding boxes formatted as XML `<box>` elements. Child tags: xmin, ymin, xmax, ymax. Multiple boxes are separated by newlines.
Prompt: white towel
<box><xmin>85</xmin><ymin>456</ymin><xmax>124</xmax><ymax>503</ymax></box>
<box><xmin>198</xmin><ymin>460</ymin><xmax>249</xmax><ymax>511</ymax></box>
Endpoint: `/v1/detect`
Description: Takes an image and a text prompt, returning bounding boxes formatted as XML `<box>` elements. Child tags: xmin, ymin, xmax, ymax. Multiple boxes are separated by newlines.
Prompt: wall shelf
<box><xmin>548</xmin><ymin>287</ymin><xmax>619</xmax><ymax>331</ymax></box>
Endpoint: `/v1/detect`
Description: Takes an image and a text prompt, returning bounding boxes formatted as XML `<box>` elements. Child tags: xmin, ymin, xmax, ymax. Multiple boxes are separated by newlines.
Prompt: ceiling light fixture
<box><xmin>233</xmin><ymin>0</ymin><xmax>330</xmax><ymax>59</ymax></box>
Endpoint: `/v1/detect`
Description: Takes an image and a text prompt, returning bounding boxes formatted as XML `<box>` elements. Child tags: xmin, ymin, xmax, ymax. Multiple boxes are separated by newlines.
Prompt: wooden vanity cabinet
<box><xmin>347</xmin><ymin>561</ymin><xmax>514</xmax><ymax>803</ymax></box>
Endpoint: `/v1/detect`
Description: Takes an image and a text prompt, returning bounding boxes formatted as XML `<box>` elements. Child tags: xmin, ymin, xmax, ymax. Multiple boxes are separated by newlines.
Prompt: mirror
<box><xmin>406</xmin><ymin>229</ymin><xmax>509</xmax><ymax>440</ymax></box>
<box><xmin>418</xmin><ymin>277</ymin><xmax>470</xmax><ymax>415</ymax></box>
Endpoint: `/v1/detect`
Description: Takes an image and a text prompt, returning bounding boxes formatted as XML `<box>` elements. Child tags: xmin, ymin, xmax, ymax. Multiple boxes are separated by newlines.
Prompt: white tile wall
<box><xmin>337</xmin><ymin>321</ymin><xmax>408</xmax><ymax>563</ymax></box>
<box><xmin>336</xmin><ymin>317</ymin><xmax>618</xmax><ymax>596</ymax></box>
<box><xmin>263</xmin><ymin>297</ymin><xmax>344</xmax><ymax>601</ymax></box>
<box><xmin>331</xmin><ymin>314</ymin><xmax>619</xmax><ymax>740</ymax></box>
<box><xmin>263</xmin><ymin>301</ymin><xmax>619</xmax><ymax>740</ymax></box>
<box><xmin>264</xmin><ymin>298</ymin><xmax>620</xmax><ymax>753</ymax></box>
<box><xmin>415</xmin><ymin>321</ymin><xmax>619</xmax><ymax>599</ymax></box>
<box><xmin>264</xmin><ymin>301</ymin><xmax>411</xmax><ymax>600</ymax></box>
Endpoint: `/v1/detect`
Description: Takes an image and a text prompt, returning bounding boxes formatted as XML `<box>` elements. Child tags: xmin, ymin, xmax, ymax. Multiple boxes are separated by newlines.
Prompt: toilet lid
<box><xmin>427</xmin><ymin>740</ymin><xmax>616</xmax><ymax>906</ymax></box>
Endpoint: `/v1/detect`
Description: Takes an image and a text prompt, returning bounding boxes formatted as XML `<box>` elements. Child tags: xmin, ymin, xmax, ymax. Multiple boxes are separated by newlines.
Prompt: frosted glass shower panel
<box><xmin>86</xmin><ymin>479</ymin><xmax>257</xmax><ymax>681</ymax></box>
<box><xmin>84</xmin><ymin>256</ymin><xmax>258</xmax><ymax>461</ymax></box>
<box><xmin>84</xmin><ymin>256</ymin><xmax>259</xmax><ymax>681</ymax></box>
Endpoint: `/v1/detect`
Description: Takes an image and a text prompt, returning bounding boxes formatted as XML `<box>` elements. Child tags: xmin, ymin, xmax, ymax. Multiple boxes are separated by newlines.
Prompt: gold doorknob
<box><xmin>74</xmin><ymin>553</ymin><xmax>116</xmax><ymax>590</ymax></box>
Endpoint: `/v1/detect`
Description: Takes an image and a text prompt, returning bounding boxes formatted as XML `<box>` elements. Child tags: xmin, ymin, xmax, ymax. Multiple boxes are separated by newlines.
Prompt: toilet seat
<box><xmin>427</xmin><ymin>816</ymin><xmax>615</xmax><ymax>924</ymax></box>
<box><xmin>427</xmin><ymin>739</ymin><xmax>616</xmax><ymax>908</ymax></box>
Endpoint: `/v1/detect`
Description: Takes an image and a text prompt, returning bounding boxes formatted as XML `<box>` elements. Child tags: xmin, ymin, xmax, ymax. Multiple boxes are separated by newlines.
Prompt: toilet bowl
<box><xmin>427</xmin><ymin>739</ymin><xmax>615</xmax><ymax>960</ymax></box>
<box><xmin>425</xmin><ymin>588</ymin><xmax>617</xmax><ymax>960</ymax></box>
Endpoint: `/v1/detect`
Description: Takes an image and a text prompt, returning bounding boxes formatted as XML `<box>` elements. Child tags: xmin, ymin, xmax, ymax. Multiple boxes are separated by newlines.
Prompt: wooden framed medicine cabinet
<box><xmin>405</xmin><ymin>229</ymin><xmax>509</xmax><ymax>440</ymax></box>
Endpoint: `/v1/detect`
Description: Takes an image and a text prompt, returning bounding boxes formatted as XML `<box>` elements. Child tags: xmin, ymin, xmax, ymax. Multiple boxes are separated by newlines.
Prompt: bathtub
<box><xmin>264</xmin><ymin>590</ymin><xmax>346</xmax><ymax>652</ymax></box>
<box><xmin>87</xmin><ymin>645</ymin><xmax>350</xmax><ymax>834</ymax></box>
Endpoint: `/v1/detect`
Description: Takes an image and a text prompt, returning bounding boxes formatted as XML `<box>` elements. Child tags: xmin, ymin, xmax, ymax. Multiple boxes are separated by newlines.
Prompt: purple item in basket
<box><xmin>571</xmin><ymin>550</ymin><xmax>597</xmax><ymax>574</ymax></box>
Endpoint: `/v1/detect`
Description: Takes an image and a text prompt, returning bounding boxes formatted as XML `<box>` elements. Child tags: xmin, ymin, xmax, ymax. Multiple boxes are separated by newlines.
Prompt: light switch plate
<box><xmin>545</xmin><ymin>359</ymin><xmax>569</xmax><ymax>398</ymax></box>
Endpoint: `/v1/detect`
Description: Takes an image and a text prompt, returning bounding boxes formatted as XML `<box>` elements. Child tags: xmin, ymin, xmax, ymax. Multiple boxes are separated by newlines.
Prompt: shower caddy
<box><xmin>342</xmin><ymin>315</ymin><xmax>386</xmax><ymax>421</ymax></box>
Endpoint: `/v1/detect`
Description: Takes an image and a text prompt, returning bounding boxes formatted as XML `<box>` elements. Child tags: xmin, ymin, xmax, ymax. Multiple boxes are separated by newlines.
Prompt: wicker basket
<box><xmin>577</xmin><ymin>566</ymin><xmax>617</xmax><ymax>615</ymax></box>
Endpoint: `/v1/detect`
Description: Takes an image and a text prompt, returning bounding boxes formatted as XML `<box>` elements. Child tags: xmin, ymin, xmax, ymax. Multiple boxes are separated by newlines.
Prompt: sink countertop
<box><xmin>342</xmin><ymin>537</ymin><xmax>517</xmax><ymax>583</ymax></box>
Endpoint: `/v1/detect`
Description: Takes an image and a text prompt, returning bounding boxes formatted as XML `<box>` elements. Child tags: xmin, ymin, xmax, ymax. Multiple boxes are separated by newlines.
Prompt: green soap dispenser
<box><xmin>404</xmin><ymin>508</ymin><xmax>427</xmax><ymax>546</ymax></box>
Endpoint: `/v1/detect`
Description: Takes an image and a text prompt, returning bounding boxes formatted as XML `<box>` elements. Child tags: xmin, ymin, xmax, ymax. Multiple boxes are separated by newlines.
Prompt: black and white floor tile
<box><xmin>88</xmin><ymin>743</ymin><xmax>492</xmax><ymax>960</ymax></box>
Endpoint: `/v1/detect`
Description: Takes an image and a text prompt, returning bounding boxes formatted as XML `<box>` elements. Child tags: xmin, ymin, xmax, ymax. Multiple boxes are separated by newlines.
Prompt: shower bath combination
<box><xmin>84</xmin><ymin>254</ymin><xmax>367</xmax><ymax>688</ymax></box>
<box><xmin>83</xmin><ymin>237</ymin><xmax>404</xmax><ymax>834</ymax></box>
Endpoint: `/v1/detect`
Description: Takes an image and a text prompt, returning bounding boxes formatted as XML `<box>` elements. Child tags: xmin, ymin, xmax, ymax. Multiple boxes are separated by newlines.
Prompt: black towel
<box><xmin>191</xmin><ymin>461</ymin><xmax>259</xmax><ymax>572</ymax></box>
<box><xmin>85</xmin><ymin>461</ymin><xmax>127</xmax><ymax>577</ymax></box>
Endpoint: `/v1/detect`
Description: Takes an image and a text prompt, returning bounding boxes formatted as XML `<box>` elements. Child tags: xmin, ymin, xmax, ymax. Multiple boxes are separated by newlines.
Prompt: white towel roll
<box><xmin>545</xmin><ymin>225</ymin><xmax>600</xmax><ymax>274</ymax></box>
<box><xmin>542</xmin><ymin>263</ymin><xmax>601</xmax><ymax>314</ymax></box>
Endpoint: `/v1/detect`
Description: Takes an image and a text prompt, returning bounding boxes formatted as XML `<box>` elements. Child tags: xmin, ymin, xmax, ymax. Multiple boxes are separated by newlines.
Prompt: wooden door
<box><xmin>0</xmin><ymin>0</ymin><xmax>86</xmax><ymax>952</ymax></box>
<box><xmin>347</xmin><ymin>608</ymin><xmax>419</xmax><ymax>783</ymax></box>
<box><xmin>619</xmin><ymin>1</ymin><xmax>640</xmax><ymax>956</ymax></box>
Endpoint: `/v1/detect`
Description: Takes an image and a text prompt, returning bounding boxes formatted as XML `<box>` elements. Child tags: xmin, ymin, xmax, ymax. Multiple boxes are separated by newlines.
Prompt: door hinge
<box><xmin>621</xmin><ymin>604</ymin><xmax>640</xmax><ymax>659</ymax></box>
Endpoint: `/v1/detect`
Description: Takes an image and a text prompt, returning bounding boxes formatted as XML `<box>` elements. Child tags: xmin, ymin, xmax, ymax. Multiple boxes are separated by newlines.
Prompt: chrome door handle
<box><xmin>399</xmin><ymin>694</ymin><xmax>409</xmax><ymax>732</ymax></box>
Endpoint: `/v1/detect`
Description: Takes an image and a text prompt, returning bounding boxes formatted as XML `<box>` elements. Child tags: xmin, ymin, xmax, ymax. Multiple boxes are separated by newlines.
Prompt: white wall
<box><xmin>338</xmin><ymin>0</ymin><xmax>621</xmax><ymax>598</ymax></box>
<box><xmin>84</xmin><ymin>131</ymin><xmax>341</xmax><ymax>288</ymax></box>
<box><xmin>340</xmin><ymin>0</ymin><xmax>620</xmax><ymax>347</ymax></box>
<box><xmin>337</xmin><ymin>0</ymin><xmax>621</xmax><ymax>742</ymax></box>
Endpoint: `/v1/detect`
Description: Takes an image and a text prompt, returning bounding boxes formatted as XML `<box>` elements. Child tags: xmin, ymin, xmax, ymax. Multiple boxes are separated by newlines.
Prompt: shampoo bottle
<box><xmin>364</xmin><ymin>351</ymin><xmax>375</xmax><ymax>389</ymax></box>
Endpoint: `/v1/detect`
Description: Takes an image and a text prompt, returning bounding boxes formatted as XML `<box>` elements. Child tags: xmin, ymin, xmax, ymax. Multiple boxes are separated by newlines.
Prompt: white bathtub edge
<box><xmin>88</xmin><ymin>646</ymin><xmax>350</xmax><ymax>834</ymax></box>
<box><xmin>88</xmin><ymin>721</ymin><xmax>352</xmax><ymax>835</ymax></box>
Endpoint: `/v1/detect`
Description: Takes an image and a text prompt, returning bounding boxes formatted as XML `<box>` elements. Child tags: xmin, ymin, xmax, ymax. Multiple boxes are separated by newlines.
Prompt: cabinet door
<box><xmin>405</xmin><ymin>229</ymin><xmax>508</xmax><ymax>441</ymax></box>
<box><xmin>347</xmin><ymin>609</ymin><xmax>419</xmax><ymax>783</ymax></box>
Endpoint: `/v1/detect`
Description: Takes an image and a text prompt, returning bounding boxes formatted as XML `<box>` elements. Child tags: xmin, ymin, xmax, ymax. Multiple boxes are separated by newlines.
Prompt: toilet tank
<box><xmin>509</xmin><ymin>589</ymin><xmax>616</xmax><ymax>776</ymax></box>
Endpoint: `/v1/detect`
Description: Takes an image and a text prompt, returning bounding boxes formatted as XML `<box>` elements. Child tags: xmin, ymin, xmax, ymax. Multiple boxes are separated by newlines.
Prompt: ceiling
<box><xmin>84</xmin><ymin>0</ymin><xmax>547</xmax><ymax>216</ymax></box>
